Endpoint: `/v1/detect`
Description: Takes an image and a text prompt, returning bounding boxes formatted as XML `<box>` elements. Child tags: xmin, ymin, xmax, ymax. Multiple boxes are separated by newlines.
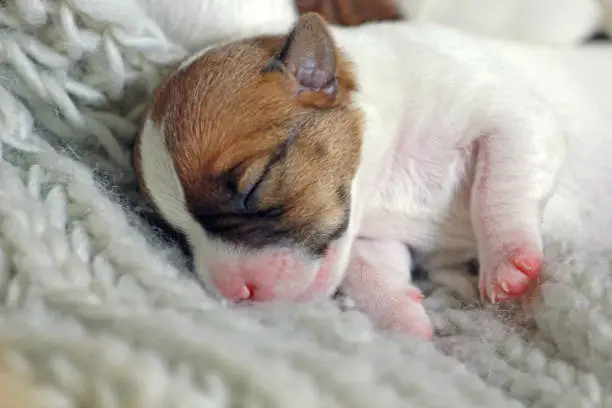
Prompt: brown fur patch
<box><xmin>141</xmin><ymin>14</ymin><xmax>363</xmax><ymax>255</ymax></box>
<box><xmin>296</xmin><ymin>0</ymin><xmax>403</xmax><ymax>26</ymax></box>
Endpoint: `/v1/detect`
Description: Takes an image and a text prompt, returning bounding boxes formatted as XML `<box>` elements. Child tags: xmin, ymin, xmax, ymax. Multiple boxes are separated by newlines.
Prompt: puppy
<box><xmin>135</xmin><ymin>13</ymin><xmax>612</xmax><ymax>339</ymax></box>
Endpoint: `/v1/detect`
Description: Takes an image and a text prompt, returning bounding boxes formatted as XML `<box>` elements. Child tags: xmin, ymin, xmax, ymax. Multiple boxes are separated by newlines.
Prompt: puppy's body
<box><xmin>137</xmin><ymin>16</ymin><xmax>612</xmax><ymax>338</ymax></box>
<box><xmin>340</xmin><ymin>25</ymin><xmax>612</xmax><ymax>256</ymax></box>
<box><xmin>339</xmin><ymin>26</ymin><xmax>612</xmax><ymax>309</ymax></box>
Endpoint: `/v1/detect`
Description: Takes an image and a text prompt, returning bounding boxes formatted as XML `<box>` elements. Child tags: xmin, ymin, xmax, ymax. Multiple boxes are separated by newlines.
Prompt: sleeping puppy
<box><xmin>135</xmin><ymin>13</ymin><xmax>612</xmax><ymax>339</ymax></box>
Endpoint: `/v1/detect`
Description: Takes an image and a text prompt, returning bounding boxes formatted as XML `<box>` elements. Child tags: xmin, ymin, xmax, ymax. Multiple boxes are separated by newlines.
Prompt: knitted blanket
<box><xmin>1</xmin><ymin>1</ymin><xmax>612</xmax><ymax>407</ymax></box>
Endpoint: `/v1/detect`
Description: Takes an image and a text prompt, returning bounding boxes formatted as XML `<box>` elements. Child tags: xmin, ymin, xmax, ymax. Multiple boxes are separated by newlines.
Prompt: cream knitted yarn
<box><xmin>1</xmin><ymin>1</ymin><xmax>611</xmax><ymax>407</ymax></box>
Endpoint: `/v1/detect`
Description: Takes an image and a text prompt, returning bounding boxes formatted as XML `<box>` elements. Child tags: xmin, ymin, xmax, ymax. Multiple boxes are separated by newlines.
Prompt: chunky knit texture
<box><xmin>1</xmin><ymin>1</ymin><xmax>612</xmax><ymax>407</ymax></box>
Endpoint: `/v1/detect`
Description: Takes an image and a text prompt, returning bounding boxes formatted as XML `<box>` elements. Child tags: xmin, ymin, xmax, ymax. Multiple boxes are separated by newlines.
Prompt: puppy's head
<box><xmin>135</xmin><ymin>13</ymin><xmax>363</xmax><ymax>302</ymax></box>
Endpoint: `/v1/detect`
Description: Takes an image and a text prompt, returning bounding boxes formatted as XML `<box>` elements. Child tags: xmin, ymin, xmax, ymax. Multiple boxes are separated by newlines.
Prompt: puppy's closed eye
<box><xmin>225</xmin><ymin>157</ymin><xmax>271</xmax><ymax>212</ymax></box>
<box><xmin>226</xmin><ymin>128</ymin><xmax>299</xmax><ymax>212</ymax></box>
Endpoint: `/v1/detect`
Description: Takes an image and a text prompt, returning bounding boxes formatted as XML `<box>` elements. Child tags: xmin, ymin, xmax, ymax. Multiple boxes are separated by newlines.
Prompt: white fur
<box><xmin>326</xmin><ymin>22</ymin><xmax>612</xmax><ymax>289</ymax></box>
<box><xmin>333</xmin><ymin>23</ymin><xmax>612</xmax><ymax>295</ymax></box>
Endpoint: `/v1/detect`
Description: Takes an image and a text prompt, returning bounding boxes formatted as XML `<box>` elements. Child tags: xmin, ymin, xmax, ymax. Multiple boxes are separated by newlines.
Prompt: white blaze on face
<box><xmin>138</xmin><ymin>118</ymin><xmax>237</xmax><ymax>289</ymax></box>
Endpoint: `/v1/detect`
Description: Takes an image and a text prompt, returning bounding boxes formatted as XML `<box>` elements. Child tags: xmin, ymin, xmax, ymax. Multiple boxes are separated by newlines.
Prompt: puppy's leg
<box><xmin>472</xmin><ymin>130</ymin><xmax>561</xmax><ymax>303</ymax></box>
<box><xmin>340</xmin><ymin>239</ymin><xmax>433</xmax><ymax>339</ymax></box>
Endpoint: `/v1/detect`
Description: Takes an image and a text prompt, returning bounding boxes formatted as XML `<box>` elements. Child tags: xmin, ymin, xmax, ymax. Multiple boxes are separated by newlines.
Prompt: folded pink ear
<box><xmin>264</xmin><ymin>12</ymin><xmax>343</xmax><ymax>108</ymax></box>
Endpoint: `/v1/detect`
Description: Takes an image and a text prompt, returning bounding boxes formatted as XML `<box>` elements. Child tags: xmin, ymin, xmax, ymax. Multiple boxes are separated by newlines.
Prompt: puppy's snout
<box><xmin>208</xmin><ymin>250</ymin><xmax>318</xmax><ymax>302</ymax></box>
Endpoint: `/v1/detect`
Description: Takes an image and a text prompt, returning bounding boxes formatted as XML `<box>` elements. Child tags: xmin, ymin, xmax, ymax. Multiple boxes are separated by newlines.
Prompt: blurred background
<box><xmin>137</xmin><ymin>0</ymin><xmax>612</xmax><ymax>51</ymax></box>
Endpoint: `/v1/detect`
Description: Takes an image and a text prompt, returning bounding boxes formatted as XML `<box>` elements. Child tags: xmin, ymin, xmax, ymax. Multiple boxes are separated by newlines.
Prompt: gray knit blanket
<box><xmin>1</xmin><ymin>1</ymin><xmax>612</xmax><ymax>407</ymax></box>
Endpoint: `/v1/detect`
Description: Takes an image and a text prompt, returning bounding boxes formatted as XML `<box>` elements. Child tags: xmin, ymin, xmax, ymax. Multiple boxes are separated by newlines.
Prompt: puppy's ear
<box><xmin>264</xmin><ymin>12</ymin><xmax>352</xmax><ymax>109</ymax></box>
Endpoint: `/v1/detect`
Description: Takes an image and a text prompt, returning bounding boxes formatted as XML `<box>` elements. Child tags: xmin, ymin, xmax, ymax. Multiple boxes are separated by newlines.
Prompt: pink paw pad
<box><xmin>486</xmin><ymin>248</ymin><xmax>543</xmax><ymax>302</ymax></box>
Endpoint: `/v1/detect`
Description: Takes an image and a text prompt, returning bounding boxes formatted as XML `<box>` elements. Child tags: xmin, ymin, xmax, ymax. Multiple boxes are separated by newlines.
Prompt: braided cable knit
<box><xmin>1</xmin><ymin>0</ymin><xmax>612</xmax><ymax>407</ymax></box>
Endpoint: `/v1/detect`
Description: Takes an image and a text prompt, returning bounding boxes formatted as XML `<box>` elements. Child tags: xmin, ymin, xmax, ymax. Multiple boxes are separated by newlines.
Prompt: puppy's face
<box><xmin>135</xmin><ymin>14</ymin><xmax>363</xmax><ymax>302</ymax></box>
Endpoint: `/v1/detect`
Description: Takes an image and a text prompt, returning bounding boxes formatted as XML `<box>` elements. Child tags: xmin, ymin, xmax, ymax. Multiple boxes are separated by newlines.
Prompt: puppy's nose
<box><xmin>244</xmin><ymin>283</ymin><xmax>257</xmax><ymax>300</ymax></box>
<box><xmin>214</xmin><ymin>279</ymin><xmax>258</xmax><ymax>302</ymax></box>
<box><xmin>225</xmin><ymin>284</ymin><xmax>253</xmax><ymax>302</ymax></box>
<box><xmin>234</xmin><ymin>285</ymin><xmax>253</xmax><ymax>302</ymax></box>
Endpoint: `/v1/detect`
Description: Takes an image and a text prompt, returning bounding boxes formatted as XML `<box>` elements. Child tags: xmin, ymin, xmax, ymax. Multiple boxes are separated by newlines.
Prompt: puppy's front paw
<box><xmin>479</xmin><ymin>237</ymin><xmax>543</xmax><ymax>303</ymax></box>
<box><xmin>341</xmin><ymin>239</ymin><xmax>433</xmax><ymax>339</ymax></box>
<box><xmin>372</xmin><ymin>287</ymin><xmax>433</xmax><ymax>339</ymax></box>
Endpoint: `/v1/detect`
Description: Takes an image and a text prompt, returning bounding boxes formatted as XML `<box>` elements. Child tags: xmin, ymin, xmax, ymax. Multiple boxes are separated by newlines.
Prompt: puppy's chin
<box><xmin>193</xmin><ymin>241</ymin><xmax>336</xmax><ymax>303</ymax></box>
